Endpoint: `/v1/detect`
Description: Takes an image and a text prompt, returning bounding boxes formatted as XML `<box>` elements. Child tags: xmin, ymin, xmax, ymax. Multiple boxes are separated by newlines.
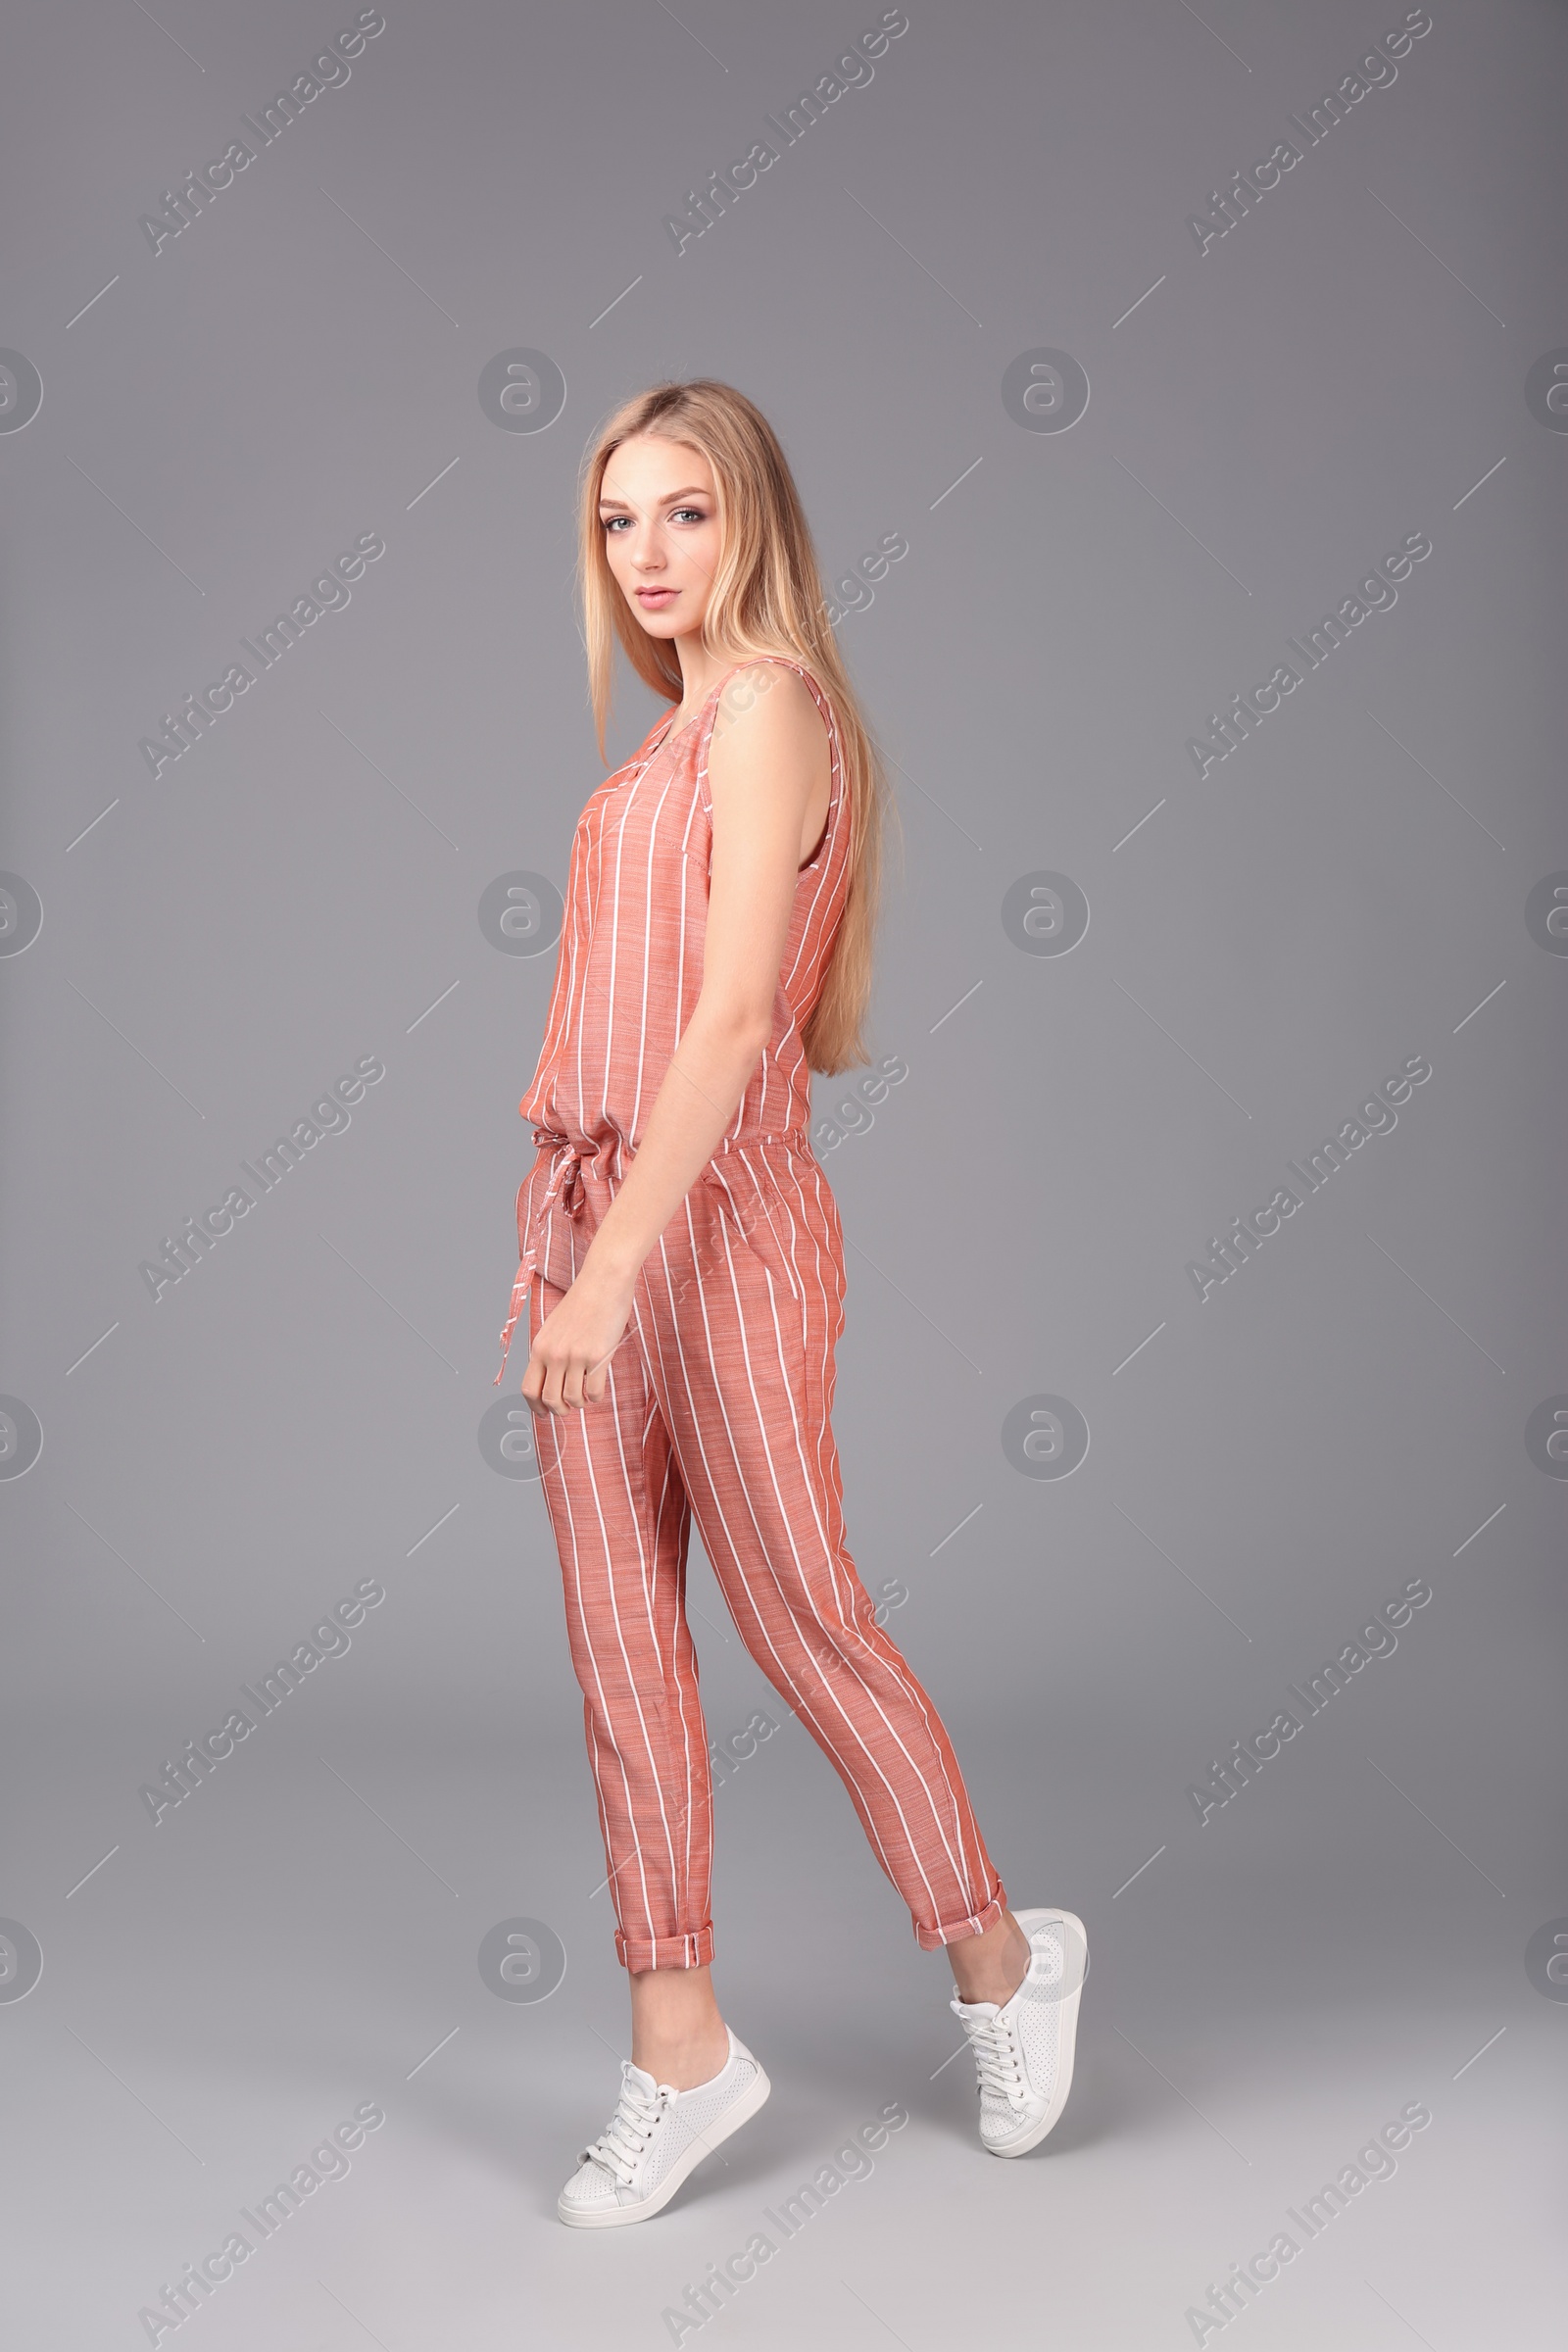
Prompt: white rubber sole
<box><xmin>984</xmin><ymin>1907</ymin><xmax>1088</xmax><ymax>2159</ymax></box>
<box><xmin>557</xmin><ymin>2055</ymin><xmax>772</xmax><ymax>2229</ymax></box>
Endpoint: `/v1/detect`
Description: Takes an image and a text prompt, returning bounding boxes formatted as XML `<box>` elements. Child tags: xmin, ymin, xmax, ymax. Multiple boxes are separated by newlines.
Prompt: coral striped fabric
<box><xmin>498</xmin><ymin>655</ymin><xmax>1006</xmax><ymax>1968</ymax></box>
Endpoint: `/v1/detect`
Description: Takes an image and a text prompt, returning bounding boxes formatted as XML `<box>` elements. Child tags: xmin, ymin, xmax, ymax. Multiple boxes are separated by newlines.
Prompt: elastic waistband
<box><xmin>528</xmin><ymin>1124</ymin><xmax>813</xmax><ymax>1176</ymax></box>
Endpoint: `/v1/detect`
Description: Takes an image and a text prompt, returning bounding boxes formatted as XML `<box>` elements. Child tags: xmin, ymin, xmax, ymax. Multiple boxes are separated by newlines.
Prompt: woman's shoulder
<box><xmin>710</xmin><ymin>653</ymin><xmax>836</xmax><ymax>744</ymax></box>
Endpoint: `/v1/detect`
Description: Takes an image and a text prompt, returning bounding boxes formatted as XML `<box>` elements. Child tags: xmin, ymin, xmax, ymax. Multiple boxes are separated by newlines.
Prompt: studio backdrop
<box><xmin>1</xmin><ymin>1</ymin><xmax>1562</xmax><ymax>2345</ymax></box>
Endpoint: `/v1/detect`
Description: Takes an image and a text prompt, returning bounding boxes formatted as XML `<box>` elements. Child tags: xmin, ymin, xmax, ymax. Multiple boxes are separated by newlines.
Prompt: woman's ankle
<box><xmin>627</xmin><ymin>1961</ymin><xmax>731</xmax><ymax>2086</ymax></box>
<box><xmin>949</xmin><ymin>1910</ymin><xmax>1030</xmax><ymax>2006</ymax></box>
<box><xmin>631</xmin><ymin>2017</ymin><xmax>731</xmax><ymax>2088</ymax></box>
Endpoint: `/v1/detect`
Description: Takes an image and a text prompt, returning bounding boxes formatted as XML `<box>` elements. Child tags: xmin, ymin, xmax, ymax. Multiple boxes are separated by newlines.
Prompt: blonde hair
<box><xmin>576</xmin><ymin>377</ymin><xmax>903</xmax><ymax>1076</ymax></box>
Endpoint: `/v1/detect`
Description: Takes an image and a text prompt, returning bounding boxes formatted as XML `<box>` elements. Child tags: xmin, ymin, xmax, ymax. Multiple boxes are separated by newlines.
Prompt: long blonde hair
<box><xmin>576</xmin><ymin>377</ymin><xmax>903</xmax><ymax>1077</ymax></box>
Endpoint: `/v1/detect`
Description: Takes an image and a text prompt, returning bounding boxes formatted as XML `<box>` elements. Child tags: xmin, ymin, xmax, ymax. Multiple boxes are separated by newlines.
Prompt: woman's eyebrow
<box><xmin>597</xmin><ymin>486</ymin><xmax>710</xmax><ymax>512</ymax></box>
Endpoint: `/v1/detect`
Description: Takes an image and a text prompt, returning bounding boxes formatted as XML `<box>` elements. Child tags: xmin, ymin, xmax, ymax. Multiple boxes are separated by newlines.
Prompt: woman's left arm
<box><xmin>519</xmin><ymin>663</ymin><xmax>827</xmax><ymax>1417</ymax></box>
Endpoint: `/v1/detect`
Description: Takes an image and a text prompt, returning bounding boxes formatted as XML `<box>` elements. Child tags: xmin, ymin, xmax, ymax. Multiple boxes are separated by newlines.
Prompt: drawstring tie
<box><xmin>492</xmin><ymin>1124</ymin><xmax>816</xmax><ymax>1384</ymax></box>
<box><xmin>494</xmin><ymin>1128</ymin><xmax>600</xmax><ymax>1384</ymax></box>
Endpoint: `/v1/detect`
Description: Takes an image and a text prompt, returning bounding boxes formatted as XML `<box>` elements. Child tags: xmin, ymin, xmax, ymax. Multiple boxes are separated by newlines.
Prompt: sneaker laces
<box><xmin>951</xmin><ymin>1997</ymin><xmax>1029</xmax><ymax>2109</ymax></box>
<box><xmin>580</xmin><ymin>2064</ymin><xmax>677</xmax><ymax>2186</ymax></box>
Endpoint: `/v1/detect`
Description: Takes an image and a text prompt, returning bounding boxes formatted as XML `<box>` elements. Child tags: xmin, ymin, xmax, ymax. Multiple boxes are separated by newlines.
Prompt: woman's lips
<box><xmin>636</xmin><ymin>588</ymin><xmax>678</xmax><ymax>605</ymax></box>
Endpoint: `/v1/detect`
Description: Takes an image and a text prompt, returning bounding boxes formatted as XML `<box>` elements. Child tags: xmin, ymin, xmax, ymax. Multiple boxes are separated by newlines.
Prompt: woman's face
<box><xmin>597</xmin><ymin>434</ymin><xmax>722</xmax><ymax>646</ymax></box>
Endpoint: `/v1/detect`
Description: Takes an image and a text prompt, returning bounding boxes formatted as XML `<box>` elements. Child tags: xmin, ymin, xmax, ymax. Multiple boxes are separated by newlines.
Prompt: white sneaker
<box><xmin>557</xmin><ymin>2026</ymin><xmax>770</xmax><ymax>2228</ymax></box>
<box><xmin>949</xmin><ymin>1907</ymin><xmax>1088</xmax><ymax>2157</ymax></box>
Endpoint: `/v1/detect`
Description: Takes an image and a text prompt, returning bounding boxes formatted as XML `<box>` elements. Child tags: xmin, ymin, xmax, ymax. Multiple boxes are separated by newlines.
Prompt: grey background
<box><xmin>1</xmin><ymin>0</ymin><xmax>1563</xmax><ymax>2343</ymax></box>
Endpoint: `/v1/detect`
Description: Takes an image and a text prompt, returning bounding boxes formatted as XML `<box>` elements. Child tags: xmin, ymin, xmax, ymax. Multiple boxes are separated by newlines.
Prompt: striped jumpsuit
<box><xmin>494</xmin><ymin>655</ymin><xmax>1006</xmax><ymax>1970</ymax></box>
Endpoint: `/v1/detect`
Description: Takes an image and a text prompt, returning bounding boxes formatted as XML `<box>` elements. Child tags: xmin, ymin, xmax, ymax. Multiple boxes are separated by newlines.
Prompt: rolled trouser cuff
<box><xmin>616</xmin><ymin>1921</ymin><xmax>715</xmax><ymax>1971</ymax></box>
<box><xmin>914</xmin><ymin>1883</ymin><xmax>1008</xmax><ymax>1950</ymax></box>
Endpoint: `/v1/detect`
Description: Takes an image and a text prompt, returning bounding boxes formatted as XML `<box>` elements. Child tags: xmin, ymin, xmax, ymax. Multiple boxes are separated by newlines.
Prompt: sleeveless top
<box><xmin>494</xmin><ymin>653</ymin><xmax>852</xmax><ymax>1378</ymax></box>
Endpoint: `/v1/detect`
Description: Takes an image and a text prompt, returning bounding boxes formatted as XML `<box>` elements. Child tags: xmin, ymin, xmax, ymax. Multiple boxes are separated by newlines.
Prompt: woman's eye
<box><xmin>671</xmin><ymin>507</ymin><xmax>706</xmax><ymax>524</ymax></box>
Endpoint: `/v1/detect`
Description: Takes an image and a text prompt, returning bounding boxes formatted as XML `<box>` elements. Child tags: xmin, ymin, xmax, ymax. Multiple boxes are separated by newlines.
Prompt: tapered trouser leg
<box><xmin>530</xmin><ymin>1148</ymin><xmax>1007</xmax><ymax>1969</ymax></box>
<box><xmin>530</xmin><ymin>1269</ymin><xmax>716</xmax><ymax>1970</ymax></box>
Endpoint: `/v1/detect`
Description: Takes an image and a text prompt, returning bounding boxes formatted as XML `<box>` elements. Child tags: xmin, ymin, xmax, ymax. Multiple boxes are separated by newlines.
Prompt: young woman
<box><xmin>492</xmin><ymin>379</ymin><xmax>1086</xmax><ymax>2228</ymax></box>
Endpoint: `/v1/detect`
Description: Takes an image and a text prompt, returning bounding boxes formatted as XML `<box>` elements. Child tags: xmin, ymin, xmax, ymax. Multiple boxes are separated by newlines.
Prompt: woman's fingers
<box><xmin>521</xmin><ymin>1335</ymin><xmax>620</xmax><ymax>1417</ymax></box>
